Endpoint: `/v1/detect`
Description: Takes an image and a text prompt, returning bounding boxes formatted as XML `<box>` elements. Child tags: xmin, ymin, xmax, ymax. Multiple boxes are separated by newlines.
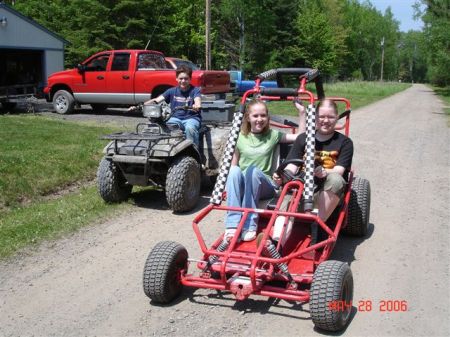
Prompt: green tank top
<box><xmin>236</xmin><ymin>129</ymin><xmax>283</xmax><ymax>179</ymax></box>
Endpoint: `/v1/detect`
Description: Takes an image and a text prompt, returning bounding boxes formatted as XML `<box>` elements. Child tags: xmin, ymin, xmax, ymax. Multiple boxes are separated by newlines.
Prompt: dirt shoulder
<box><xmin>0</xmin><ymin>84</ymin><xmax>449</xmax><ymax>337</ymax></box>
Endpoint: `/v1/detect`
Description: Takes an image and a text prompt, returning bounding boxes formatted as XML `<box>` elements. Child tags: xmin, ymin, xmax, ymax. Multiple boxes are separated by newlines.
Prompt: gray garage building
<box><xmin>0</xmin><ymin>1</ymin><xmax>68</xmax><ymax>98</ymax></box>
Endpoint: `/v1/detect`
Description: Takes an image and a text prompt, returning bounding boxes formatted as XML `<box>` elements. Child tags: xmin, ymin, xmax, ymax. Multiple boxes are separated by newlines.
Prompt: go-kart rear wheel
<box><xmin>97</xmin><ymin>157</ymin><xmax>132</xmax><ymax>202</ymax></box>
<box><xmin>165</xmin><ymin>156</ymin><xmax>201</xmax><ymax>212</ymax></box>
<box><xmin>310</xmin><ymin>260</ymin><xmax>353</xmax><ymax>331</ymax></box>
<box><xmin>343</xmin><ymin>176</ymin><xmax>371</xmax><ymax>237</ymax></box>
<box><xmin>143</xmin><ymin>241</ymin><xmax>188</xmax><ymax>304</ymax></box>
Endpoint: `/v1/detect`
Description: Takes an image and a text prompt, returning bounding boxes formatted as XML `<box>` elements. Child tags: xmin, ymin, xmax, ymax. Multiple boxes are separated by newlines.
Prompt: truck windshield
<box><xmin>172</xmin><ymin>59</ymin><xmax>199</xmax><ymax>70</ymax></box>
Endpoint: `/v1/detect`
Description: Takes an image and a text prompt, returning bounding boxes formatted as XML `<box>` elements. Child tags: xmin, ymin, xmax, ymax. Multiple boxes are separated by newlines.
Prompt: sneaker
<box><xmin>224</xmin><ymin>228</ymin><xmax>237</xmax><ymax>241</ymax></box>
<box><xmin>241</xmin><ymin>229</ymin><xmax>257</xmax><ymax>241</ymax></box>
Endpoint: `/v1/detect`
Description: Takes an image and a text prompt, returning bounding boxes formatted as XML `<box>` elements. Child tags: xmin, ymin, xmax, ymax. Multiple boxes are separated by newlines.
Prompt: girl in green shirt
<box><xmin>225</xmin><ymin>99</ymin><xmax>305</xmax><ymax>241</ymax></box>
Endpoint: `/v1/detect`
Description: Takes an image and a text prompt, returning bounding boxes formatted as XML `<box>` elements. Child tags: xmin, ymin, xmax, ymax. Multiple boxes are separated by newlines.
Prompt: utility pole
<box><xmin>205</xmin><ymin>0</ymin><xmax>211</xmax><ymax>70</ymax></box>
<box><xmin>380</xmin><ymin>36</ymin><xmax>385</xmax><ymax>82</ymax></box>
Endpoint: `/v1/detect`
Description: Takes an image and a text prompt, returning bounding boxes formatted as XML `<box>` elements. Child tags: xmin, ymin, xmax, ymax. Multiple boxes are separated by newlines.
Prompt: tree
<box><xmin>289</xmin><ymin>0</ymin><xmax>347</xmax><ymax>77</ymax></box>
<box><xmin>397</xmin><ymin>31</ymin><xmax>427</xmax><ymax>83</ymax></box>
<box><xmin>416</xmin><ymin>0</ymin><xmax>450</xmax><ymax>85</ymax></box>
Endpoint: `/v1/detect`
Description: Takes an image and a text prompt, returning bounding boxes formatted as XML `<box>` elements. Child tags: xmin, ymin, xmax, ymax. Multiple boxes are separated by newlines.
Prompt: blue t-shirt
<box><xmin>162</xmin><ymin>86</ymin><xmax>201</xmax><ymax>121</ymax></box>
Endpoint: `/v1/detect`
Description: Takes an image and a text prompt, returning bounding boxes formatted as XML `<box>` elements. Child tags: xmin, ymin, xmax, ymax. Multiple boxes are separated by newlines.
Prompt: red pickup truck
<box><xmin>43</xmin><ymin>50</ymin><xmax>231</xmax><ymax>114</ymax></box>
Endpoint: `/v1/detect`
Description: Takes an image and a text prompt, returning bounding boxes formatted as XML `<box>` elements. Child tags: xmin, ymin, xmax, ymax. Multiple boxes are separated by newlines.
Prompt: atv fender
<box><xmin>169</xmin><ymin>139</ymin><xmax>201</xmax><ymax>162</ymax></box>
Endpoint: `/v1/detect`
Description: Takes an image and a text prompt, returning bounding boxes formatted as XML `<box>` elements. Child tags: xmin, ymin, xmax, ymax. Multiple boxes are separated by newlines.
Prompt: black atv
<box><xmin>96</xmin><ymin>102</ymin><xmax>231</xmax><ymax>212</ymax></box>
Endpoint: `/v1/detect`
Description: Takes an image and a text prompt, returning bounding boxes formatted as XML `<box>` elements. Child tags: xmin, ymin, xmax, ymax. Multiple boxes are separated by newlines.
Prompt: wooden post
<box><xmin>205</xmin><ymin>0</ymin><xmax>211</xmax><ymax>70</ymax></box>
<box><xmin>380</xmin><ymin>37</ymin><xmax>385</xmax><ymax>82</ymax></box>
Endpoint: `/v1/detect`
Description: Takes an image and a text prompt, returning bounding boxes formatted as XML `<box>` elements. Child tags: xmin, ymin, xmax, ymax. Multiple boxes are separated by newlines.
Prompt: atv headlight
<box><xmin>142</xmin><ymin>104</ymin><xmax>162</xmax><ymax>118</ymax></box>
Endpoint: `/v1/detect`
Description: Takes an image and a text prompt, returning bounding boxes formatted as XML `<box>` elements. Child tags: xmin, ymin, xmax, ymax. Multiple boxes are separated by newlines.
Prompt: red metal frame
<box><xmin>180</xmin><ymin>76</ymin><xmax>353</xmax><ymax>302</ymax></box>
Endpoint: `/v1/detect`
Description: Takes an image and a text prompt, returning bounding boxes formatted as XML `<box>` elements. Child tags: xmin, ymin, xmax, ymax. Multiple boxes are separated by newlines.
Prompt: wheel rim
<box><xmin>56</xmin><ymin>96</ymin><xmax>67</xmax><ymax>111</ymax></box>
<box><xmin>169</xmin><ymin>253</ymin><xmax>187</xmax><ymax>292</ymax></box>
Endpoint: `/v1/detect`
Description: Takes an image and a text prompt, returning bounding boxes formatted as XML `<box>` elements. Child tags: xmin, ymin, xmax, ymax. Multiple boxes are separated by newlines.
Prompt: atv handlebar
<box><xmin>172</xmin><ymin>106</ymin><xmax>200</xmax><ymax>113</ymax></box>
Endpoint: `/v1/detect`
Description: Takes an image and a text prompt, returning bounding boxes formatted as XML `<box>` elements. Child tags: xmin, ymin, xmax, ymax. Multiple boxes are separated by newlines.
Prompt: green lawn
<box><xmin>0</xmin><ymin>115</ymin><xmax>127</xmax><ymax>258</ymax></box>
<box><xmin>266</xmin><ymin>81</ymin><xmax>411</xmax><ymax>116</ymax></box>
<box><xmin>0</xmin><ymin>185</ymin><xmax>127</xmax><ymax>257</ymax></box>
<box><xmin>430</xmin><ymin>85</ymin><xmax>450</xmax><ymax>125</ymax></box>
<box><xmin>0</xmin><ymin>115</ymin><xmax>115</xmax><ymax>208</ymax></box>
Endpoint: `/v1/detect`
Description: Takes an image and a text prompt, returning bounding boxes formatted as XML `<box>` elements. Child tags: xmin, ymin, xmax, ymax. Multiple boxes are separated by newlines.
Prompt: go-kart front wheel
<box><xmin>310</xmin><ymin>260</ymin><xmax>353</xmax><ymax>331</ymax></box>
<box><xmin>143</xmin><ymin>241</ymin><xmax>188</xmax><ymax>304</ymax></box>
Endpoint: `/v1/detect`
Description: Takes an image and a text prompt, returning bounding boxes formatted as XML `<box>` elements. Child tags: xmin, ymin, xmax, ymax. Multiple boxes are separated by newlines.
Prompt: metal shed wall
<box><xmin>0</xmin><ymin>4</ymin><xmax>67</xmax><ymax>84</ymax></box>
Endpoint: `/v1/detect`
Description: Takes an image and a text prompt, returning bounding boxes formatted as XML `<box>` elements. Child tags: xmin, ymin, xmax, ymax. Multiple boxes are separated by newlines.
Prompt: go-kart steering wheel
<box><xmin>275</xmin><ymin>158</ymin><xmax>305</xmax><ymax>183</ymax></box>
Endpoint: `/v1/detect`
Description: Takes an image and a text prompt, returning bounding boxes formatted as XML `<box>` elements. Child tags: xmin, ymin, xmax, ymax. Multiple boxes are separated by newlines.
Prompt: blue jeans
<box><xmin>225</xmin><ymin>165</ymin><xmax>277</xmax><ymax>231</ymax></box>
<box><xmin>167</xmin><ymin>117</ymin><xmax>201</xmax><ymax>147</ymax></box>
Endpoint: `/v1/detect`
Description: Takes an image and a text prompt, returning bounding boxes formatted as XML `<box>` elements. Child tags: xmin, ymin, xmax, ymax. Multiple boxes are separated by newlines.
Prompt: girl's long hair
<box><xmin>241</xmin><ymin>100</ymin><xmax>270</xmax><ymax>136</ymax></box>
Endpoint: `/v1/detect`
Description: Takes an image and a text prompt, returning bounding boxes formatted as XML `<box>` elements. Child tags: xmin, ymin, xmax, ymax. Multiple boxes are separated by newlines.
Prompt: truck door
<box><xmin>73</xmin><ymin>53</ymin><xmax>110</xmax><ymax>103</ymax></box>
<box><xmin>104</xmin><ymin>52</ymin><xmax>134</xmax><ymax>104</ymax></box>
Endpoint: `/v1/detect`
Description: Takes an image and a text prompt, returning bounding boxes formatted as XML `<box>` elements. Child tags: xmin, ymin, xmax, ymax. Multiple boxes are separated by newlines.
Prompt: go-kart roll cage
<box><xmin>183</xmin><ymin>68</ymin><xmax>353</xmax><ymax>302</ymax></box>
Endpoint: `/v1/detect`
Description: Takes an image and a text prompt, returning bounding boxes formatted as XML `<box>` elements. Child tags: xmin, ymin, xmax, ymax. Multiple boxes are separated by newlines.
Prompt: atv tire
<box><xmin>143</xmin><ymin>241</ymin><xmax>188</xmax><ymax>303</ymax></box>
<box><xmin>97</xmin><ymin>157</ymin><xmax>132</xmax><ymax>202</ymax></box>
<box><xmin>165</xmin><ymin>156</ymin><xmax>201</xmax><ymax>212</ymax></box>
<box><xmin>343</xmin><ymin>176</ymin><xmax>371</xmax><ymax>237</ymax></box>
<box><xmin>310</xmin><ymin>260</ymin><xmax>353</xmax><ymax>331</ymax></box>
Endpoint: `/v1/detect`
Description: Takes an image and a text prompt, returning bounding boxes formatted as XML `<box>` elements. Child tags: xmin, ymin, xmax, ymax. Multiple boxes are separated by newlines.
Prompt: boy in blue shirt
<box><xmin>146</xmin><ymin>65</ymin><xmax>202</xmax><ymax>147</ymax></box>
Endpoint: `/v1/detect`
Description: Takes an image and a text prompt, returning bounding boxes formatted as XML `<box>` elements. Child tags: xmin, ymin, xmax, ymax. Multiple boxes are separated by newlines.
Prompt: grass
<box><xmin>0</xmin><ymin>115</ymin><xmax>116</xmax><ymax>208</ymax></box>
<box><xmin>430</xmin><ymin>85</ymin><xmax>450</xmax><ymax>125</ymax></box>
<box><xmin>0</xmin><ymin>115</ymin><xmax>127</xmax><ymax>258</ymax></box>
<box><xmin>0</xmin><ymin>185</ymin><xmax>128</xmax><ymax>258</ymax></box>
<box><xmin>266</xmin><ymin>81</ymin><xmax>411</xmax><ymax>116</ymax></box>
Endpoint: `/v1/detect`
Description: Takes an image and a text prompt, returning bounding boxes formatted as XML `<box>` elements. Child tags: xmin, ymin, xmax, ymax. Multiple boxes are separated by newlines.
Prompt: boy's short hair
<box><xmin>316</xmin><ymin>99</ymin><xmax>338</xmax><ymax>114</ymax></box>
<box><xmin>176</xmin><ymin>65</ymin><xmax>193</xmax><ymax>78</ymax></box>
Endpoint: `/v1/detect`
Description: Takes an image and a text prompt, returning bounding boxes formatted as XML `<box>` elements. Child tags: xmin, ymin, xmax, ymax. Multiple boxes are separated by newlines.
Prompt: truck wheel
<box><xmin>343</xmin><ymin>176</ymin><xmax>371</xmax><ymax>237</ymax></box>
<box><xmin>97</xmin><ymin>157</ymin><xmax>132</xmax><ymax>202</ymax></box>
<box><xmin>53</xmin><ymin>89</ymin><xmax>75</xmax><ymax>114</ymax></box>
<box><xmin>165</xmin><ymin>156</ymin><xmax>201</xmax><ymax>212</ymax></box>
<box><xmin>143</xmin><ymin>241</ymin><xmax>188</xmax><ymax>303</ymax></box>
<box><xmin>310</xmin><ymin>260</ymin><xmax>353</xmax><ymax>332</ymax></box>
<box><xmin>91</xmin><ymin>104</ymin><xmax>107</xmax><ymax>113</ymax></box>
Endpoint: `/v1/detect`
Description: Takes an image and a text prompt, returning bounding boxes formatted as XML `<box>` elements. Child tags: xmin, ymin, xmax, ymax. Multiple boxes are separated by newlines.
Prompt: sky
<box><xmin>368</xmin><ymin>0</ymin><xmax>424</xmax><ymax>32</ymax></box>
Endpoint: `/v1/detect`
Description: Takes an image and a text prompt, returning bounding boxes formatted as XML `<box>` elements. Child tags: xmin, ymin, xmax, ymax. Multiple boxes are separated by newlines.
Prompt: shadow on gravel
<box><xmin>130</xmin><ymin>188</ymin><xmax>214</xmax><ymax>215</ymax></box>
<box><xmin>183</xmin><ymin>288</ymin><xmax>308</xmax><ymax>320</ymax></box>
<box><xmin>185</xmin><ymin>287</ymin><xmax>356</xmax><ymax>334</ymax></box>
<box><xmin>130</xmin><ymin>189</ymin><xmax>169</xmax><ymax>210</ymax></box>
<box><xmin>146</xmin><ymin>280</ymin><xmax>358</xmax><ymax>335</ymax></box>
<box><xmin>330</xmin><ymin>222</ymin><xmax>375</xmax><ymax>265</ymax></box>
<box><xmin>144</xmin><ymin>222</ymin><xmax>371</xmax><ymax>333</ymax></box>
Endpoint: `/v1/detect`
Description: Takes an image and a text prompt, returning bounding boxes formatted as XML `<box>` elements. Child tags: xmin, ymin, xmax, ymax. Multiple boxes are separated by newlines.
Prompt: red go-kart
<box><xmin>142</xmin><ymin>68</ymin><xmax>371</xmax><ymax>332</ymax></box>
